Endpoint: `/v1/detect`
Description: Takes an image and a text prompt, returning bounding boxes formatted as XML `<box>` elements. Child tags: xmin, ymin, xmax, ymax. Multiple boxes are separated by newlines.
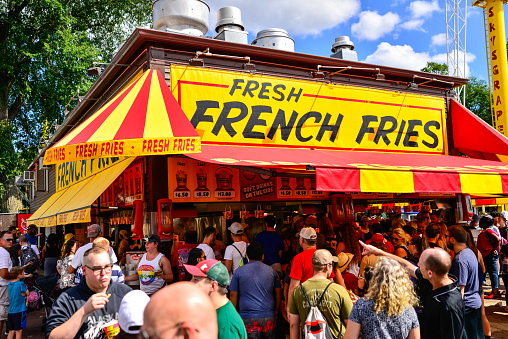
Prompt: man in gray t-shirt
<box><xmin>447</xmin><ymin>225</ymin><xmax>483</xmax><ymax>339</ymax></box>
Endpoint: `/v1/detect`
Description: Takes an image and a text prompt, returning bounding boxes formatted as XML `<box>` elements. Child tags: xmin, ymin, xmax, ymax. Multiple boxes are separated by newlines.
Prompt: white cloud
<box><xmin>431</xmin><ymin>33</ymin><xmax>446</xmax><ymax>46</ymax></box>
<box><xmin>208</xmin><ymin>0</ymin><xmax>361</xmax><ymax>37</ymax></box>
<box><xmin>363</xmin><ymin>42</ymin><xmax>476</xmax><ymax>76</ymax></box>
<box><xmin>408</xmin><ymin>0</ymin><xmax>440</xmax><ymax>18</ymax></box>
<box><xmin>351</xmin><ymin>11</ymin><xmax>401</xmax><ymax>40</ymax></box>
<box><xmin>399</xmin><ymin>19</ymin><xmax>425</xmax><ymax>31</ymax></box>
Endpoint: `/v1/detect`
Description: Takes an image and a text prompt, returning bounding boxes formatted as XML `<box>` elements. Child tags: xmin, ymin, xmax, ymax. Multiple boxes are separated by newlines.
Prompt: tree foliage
<box><xmin>0</xmin><ymin>0</ymin><xmax>152</xmax><ymax>204</ymax></box>
<box><xmin>421</xmin><ymin>62</ymin><xmax>492</xmax><ymax>125</ymax></box>
<box><xmin>421</xmin><ymin>61</ymin><xmax>449</xmax><ymax>75</ymax></box>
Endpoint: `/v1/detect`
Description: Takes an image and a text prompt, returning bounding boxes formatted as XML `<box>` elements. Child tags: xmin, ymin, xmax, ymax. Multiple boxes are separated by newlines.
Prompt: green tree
<box><xmin>421</xmin><ymin>61</ymin><xmax>449</xmax><ymax>75</ymax></box>
<box><xmin>0</xmin><ymin>0</ymin><xmax>151</xmax><ymax>205</ymax></box>
<box><xmin>421</xmin><ymin>62</ymin><xmax>492</xmax><ymax>125</ymax></box>
<box><xmin>465</xmin><ymin>77</ymin><xmax>492</xmax><ymax>125</ymax></box>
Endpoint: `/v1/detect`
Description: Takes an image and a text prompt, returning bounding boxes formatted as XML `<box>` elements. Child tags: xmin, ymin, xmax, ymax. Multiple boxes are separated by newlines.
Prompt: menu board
<box><xmin>239</xmin><ymin>170</ymin><xmax>277</xmax><ymax>201</ymax></box>
<box><xmin>276</xmin><ymin>177</ymin><xmax>328</xmax><ymax>200</ymax></box>
<box><xmin>124</xmin><ymin>162</ymin><xmax>144</xmax><ymax>205</ymax></box>
<box><xmin>99</xmin><ymin>163</ymin><xmax>138</xmax><ymax>207</ymax></box>
<box><xmin>168</xmin><ymin>157</ymin><xmax>240</xmax><ymax>202</ymax></box>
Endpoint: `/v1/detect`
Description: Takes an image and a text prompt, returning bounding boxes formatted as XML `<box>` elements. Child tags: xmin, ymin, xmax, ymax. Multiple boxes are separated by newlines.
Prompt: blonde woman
<box><xmin>391</xmin><ymin>228</ymin><xmax>410</xmax><ymax>259</ymax></box>
<box><xmin>344</xmin><ymin>257</ymin><xmax>420</xmax><ymax>339</ymax></box>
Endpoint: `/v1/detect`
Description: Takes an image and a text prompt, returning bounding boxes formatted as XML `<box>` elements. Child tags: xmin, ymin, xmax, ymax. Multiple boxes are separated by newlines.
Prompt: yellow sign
<box><xmin>171</xmin><ymin>66</ymin><xmax>446</xmax><ymax>154</ymax></box>
<box><xmin>56</xmin><ymin>157</ymin><xmax>127</xmax><ymax>192</ymax></box>
<box><xmin>486</xmin><ymin>0</ymin><xmax>508</xmax><ymax>135</ymax></box>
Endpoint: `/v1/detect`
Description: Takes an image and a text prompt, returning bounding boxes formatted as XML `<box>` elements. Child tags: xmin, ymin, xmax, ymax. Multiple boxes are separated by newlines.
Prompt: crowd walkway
<box><xmin>14</xmin><ymin>294</ymin><xmax>508</xmax><ymax>339</ymax></box>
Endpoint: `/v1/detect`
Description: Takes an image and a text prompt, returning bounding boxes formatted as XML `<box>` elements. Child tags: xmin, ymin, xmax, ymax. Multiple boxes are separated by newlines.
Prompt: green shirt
<box><xmin>217</xmin><ymin>300</ymin><xmax>247</xmax><ymax>339</ymax></box>
<box><xmin>289</xmin><ymin>278</ymin><xmax>353</xmax><ymax>338</ymax></box>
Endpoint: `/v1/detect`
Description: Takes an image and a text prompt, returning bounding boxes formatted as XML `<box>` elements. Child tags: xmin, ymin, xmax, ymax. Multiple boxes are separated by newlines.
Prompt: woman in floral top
<box><xmin>57</xmin><ymin>239</ymin><xmax>78</xmax><ymax>289</ymax></box>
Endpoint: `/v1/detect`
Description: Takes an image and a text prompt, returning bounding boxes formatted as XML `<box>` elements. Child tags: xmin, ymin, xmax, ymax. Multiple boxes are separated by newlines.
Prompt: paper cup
<box><xmin>103</xmin><ymin>320</ymin><xmax>120</xmax><ymax>338</ymax></box>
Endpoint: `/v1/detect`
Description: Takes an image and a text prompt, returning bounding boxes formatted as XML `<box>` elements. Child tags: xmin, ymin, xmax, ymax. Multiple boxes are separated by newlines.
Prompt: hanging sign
<box><xmin>171</xmin><ymin>65</ymin><xmax>446</xmax><ymax>154</ymax></box>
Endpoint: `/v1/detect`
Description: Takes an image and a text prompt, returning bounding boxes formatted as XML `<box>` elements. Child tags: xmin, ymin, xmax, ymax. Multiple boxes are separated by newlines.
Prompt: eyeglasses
<box><xmin>2</xmin><ymin>238</ymin><xmax>14</xmax><ymax>242</ymax></box>
<box><xmin>84</xmin><ymin>264</ymin><xmax>113</xmax><ymax>274</ymax></box>
<box><xmin>139</xmin><ymin>322</ymin><xmax>200</xmax><ymax>339</ymax></box>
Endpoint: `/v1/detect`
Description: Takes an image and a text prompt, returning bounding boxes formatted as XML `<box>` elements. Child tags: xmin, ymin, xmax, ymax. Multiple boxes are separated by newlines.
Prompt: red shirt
<box><xmin>289</xmin><ymin>249</ymin><xmax>335</xmax><ymax>283</ymax></box>
<box><xmin>172</xmin><ymin>244</ymin><xmax>198</xmax><ymax>281</ymax></box>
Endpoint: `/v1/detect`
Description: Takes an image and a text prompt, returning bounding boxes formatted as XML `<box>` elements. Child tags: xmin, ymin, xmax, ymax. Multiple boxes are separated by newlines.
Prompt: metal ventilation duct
<box><xmin>251</xmin><ymin>28</ymin><xmax>295</xmax><ymax>52</ymax></box>
<box><xmin>153</xmin><ymin>0</ymin><xmax>210</xmax><ymax>37</ymax></box>
<box><xmin>330</xmin><ymin>36</ymin><xmax>358</xmax><ymax>61</ymax></box>
<box><xmin>214</xmin><ymin>6</ymin><xmax>248</xmax><ymax>44</ymax></box>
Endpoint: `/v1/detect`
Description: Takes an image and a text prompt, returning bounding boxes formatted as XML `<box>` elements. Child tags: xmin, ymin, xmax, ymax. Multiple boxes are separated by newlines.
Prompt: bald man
<box><xmin>359</xmin><ymin>241</ymin><xmax>465</xmax><ymax>339</ymax></box>
<box><xmin>141</xmin><ymin>282</ymin><xmax>217</xmax><ymax>339</ymax></box>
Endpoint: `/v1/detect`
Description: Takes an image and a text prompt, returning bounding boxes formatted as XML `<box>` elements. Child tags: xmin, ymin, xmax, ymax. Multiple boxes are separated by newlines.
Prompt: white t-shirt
<box><xmin>70</xmin><ymin>242</ymin><xmax>118</xmax><ymax>269</ymax></box>
<box><xmin>0</xmin><ymin>247</ymin><xmax>12</xmax><ymax>287</ymax></box>
<box><xmin>197</xmin><ymin>244</ymin><xmax>215</xmax><ymax>260</ymax></box>
<box><xmin>30</xmin><ymin>244</ymin><xmax>39</xmax><ymax>256</ymax></box>
<box><xmin>224</xmin><ymin>241</ymin><xmax>248</xmax><ymax>277</ymax></box>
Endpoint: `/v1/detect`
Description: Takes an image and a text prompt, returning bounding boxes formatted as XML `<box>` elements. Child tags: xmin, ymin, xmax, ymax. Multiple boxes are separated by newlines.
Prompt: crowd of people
<box><xmin>0</xmin><ymin>209</ymin><xmax>505</xmax><ymax>338</ymax></box>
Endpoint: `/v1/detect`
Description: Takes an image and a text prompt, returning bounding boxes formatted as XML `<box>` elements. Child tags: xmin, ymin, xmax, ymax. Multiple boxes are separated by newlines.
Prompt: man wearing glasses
<box><xmin>0</xmin><ymin>231</ymin><xmax>14</xmax><ymax>335</ymax></box>
<box><xmin>46</xmin><ymin>247</ymin><xmax>131</xmax><ymax>339</ymax></box>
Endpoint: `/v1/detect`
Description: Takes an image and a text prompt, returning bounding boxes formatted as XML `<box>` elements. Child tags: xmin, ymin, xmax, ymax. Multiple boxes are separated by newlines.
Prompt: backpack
<box><xmin>21</xmin><ymin>246</ymin><xmax>40</xmax><ymax>274</ymax></box>
<box><xmin>231</xmin><ymin>244</ymin><xmax>248</xmax><ymax>272</ymax></box>
<box><xmin>300</xmin><ymin>282</ymin><xmax>341</xmax><ymax>339</ymax></box>
<box><xmin>478</xmin><ymin>229</ymin><xmax>502</xmax><ymax>257</ymax></box>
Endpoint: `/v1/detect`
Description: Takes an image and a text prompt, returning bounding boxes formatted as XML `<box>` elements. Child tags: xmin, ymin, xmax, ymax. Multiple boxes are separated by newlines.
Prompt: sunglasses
<box><xmin>3</xmin><ymin>239</ymin><xmax>14</xmax><ymax>242</ymax></box>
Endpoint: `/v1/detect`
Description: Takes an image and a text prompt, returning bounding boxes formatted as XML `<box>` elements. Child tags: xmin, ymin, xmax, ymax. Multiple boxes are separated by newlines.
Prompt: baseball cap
<box><xmin>312</xmin><ymin>250</ymin><xmax>337</xmax><ymax>266</ymax></box>
<box><xmin>298</xmin><ymin>227</ymin><xmax>317</xmax><ymax>240</ymax></box>
<box><xmin>87</xmin><ymin>224</ymin><xmax>101</xmax><ymax>238</ymax></box>
<box><xmin>337</xmin><ymin>252</ymin><xmax>354</xmax><ymax>272</ymax></box>
<box><xmin>472</xmin><ymin>214</ymin><xmax>480</xmax><ymax>223</ymax></box>
<box><xmin>184</xmin><ymin>259</ymin><xmax>230</xmax><ymax>287</ymax></box>
<box><xmin>228</xmin><ymin>222</ymin><xmax>244</xmax><ymax>235</ymax></box>
<box><xmin>146</xmin><ymin>234</ymin><xmax>161</xmax><ymax>243</ymax></box>
<box><xmin>118</xmin><ymin>290</ymin><xmax>150</xmax><ymax>334</ymax></box>
<box><xmin>368</xmin><ymin>234</ymin><xmax>386</xmax><ymax>247</ymax></box>
<box><xmin>27</xmin><ymin>224</ymin><xmax>37</xmax><ymax>231</ymax></box>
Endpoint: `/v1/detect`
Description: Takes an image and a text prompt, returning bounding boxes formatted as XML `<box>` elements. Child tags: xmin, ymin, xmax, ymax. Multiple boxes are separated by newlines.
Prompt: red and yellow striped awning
<box><xmin>186</xmin><ymin>145</ymin><xmax>508</xmax><ymax>194</ymax></box>
<box><xmin>43</xmin><ymin>70</ymin><xmax>200</xmax><ymax>165</ymax></box>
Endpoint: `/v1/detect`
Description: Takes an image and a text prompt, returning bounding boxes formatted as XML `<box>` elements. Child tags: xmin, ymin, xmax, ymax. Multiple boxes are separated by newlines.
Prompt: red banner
<box><xmin>17</xmin><ymin>214</ymin><xmax>32</xmax><ymax>234</ymax></box>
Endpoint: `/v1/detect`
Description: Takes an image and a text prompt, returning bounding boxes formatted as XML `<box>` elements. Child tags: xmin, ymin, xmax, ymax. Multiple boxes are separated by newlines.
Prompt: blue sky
<box><xmin>206</xmin><ymin>0</ymin><xmax>504</xmax><ymax>81</ymax></box>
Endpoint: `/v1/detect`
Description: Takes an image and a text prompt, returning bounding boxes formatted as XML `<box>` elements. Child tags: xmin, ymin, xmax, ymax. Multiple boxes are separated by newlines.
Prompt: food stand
<box><xmin>26</xmin><ymin>25</ymin><xmax>508</xmax><ymax>257</ymax></box>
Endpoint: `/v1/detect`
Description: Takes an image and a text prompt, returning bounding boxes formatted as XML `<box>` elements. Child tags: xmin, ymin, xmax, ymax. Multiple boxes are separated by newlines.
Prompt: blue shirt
<box><xmin>26</xmin><ymin>234</ymin><xmax>37</xmax><ymax>246</ymax></box>
<box><xmin>450</xmin><ymin>247</ymin><xmax>482</xmax><ymax>309</ymax></box>
<box><xmin>254</xmin><ymin>231</ymin><xmax>284</xmax><ymax>266</ymax></box>
<box><xmin>8</xmin><ymin>281</ymin><xmax>27</xmax><ymax>314</ymax></box>
<box><xmin>229</xmin><ymin>261</ymin><xmax>281</xmax><ymax>318</ymax></box>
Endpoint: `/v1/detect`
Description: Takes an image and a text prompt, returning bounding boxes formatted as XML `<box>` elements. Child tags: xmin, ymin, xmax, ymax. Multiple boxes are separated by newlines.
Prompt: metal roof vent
<box><xmin>251</xmin><ymin>28</ymin><xmax>295</xmax><ymax>52</ymax></box>
<box><xmin>153</xmin><ymin>0</ymin><xmax>210</xmax><ymax>37</ymax></box>
<box><xmin>214</xmin><ymin>6</ymin><xmax>248</xmax><ymax>44</ymax></box>
<box><xmin>330</xmin><ymin>36</ymin><xmax>358</xmax><ymax>61</ymax></box>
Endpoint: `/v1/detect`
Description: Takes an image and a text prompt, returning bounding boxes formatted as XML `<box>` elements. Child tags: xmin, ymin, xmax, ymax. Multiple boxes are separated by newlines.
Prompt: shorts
<box><xmin>6</xmin><ymin>311</ymin><xmax>27</xmax><ymax>331</ymax></box>
<box><xmin>0</xmin><ymin>286</ymin><xmax>9</xmax><ymax>321</ymax></box>
<box><xmin>243</xmin><ymin>316</ymin><xmax>276</xmax><ymax>339</ymax></box>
